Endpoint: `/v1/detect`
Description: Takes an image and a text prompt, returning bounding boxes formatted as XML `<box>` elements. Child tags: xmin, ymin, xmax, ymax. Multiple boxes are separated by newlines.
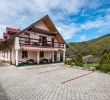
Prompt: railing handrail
<box><xmin>19</xmin><ymin>36</ymin><xmax>64</xmax><ymax>44</ymax></box>
<box><xmin>19</xmin><ymin>36</ymin><xmax>64</xmax><ymax>48</ymax></box>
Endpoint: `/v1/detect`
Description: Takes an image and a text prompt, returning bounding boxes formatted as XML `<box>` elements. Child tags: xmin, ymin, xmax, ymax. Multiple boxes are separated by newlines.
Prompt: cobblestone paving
<box><xmin>0</xmin><ymin>64</ymin><xmax>110</xmax><ymax>100</ymax></box>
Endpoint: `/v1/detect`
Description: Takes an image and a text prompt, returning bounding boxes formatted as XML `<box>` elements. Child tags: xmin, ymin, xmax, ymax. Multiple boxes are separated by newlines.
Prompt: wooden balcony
<box><xmin>19</xmin><ymin>36</ymin><xmax>64</xmax><ymax>48</ymax></box>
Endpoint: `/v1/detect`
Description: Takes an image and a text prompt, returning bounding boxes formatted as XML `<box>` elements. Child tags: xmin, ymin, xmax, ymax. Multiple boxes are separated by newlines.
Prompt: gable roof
<box><xmin>0</xmin><ymin>15</ymin><xmax>66</xmax><ymax>47</ymax></box>
<box><xmin>28</xmin><ymin>26</ymin><xmax>57</xmax><ymax>36</ymax></box>
<box><xmin>41</xmin><ymin>15</ymin><xmax>66</xmax><ymax>43</ymax></box>
<box><xmin>17</xmin><ymin>15</ymin><xmax>65</xmax><ymax>43</ymax></box>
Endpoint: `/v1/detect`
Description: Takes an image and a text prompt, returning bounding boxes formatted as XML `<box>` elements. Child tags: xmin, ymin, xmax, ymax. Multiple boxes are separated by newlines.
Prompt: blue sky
<box><xmin>0</xmin><ymin>0</ymin><xmax>110</xmax><ymax>42</ymax></box>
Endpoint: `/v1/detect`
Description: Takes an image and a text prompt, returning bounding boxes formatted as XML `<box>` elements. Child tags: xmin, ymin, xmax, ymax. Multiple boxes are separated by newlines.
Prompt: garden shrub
<box><xmin>64</xmin><ymin>60</ymin><xmax>73</xmax><ymax>65</ymax></box>
<box><xmin>74</xmin><ymin>54</ymin><xmax>83</xmax><ymax>67</ymax></box>
<box><xmin>64</xmin><ymin>56</ymin><xmax>75</xmax><ymax>65</ymax></box>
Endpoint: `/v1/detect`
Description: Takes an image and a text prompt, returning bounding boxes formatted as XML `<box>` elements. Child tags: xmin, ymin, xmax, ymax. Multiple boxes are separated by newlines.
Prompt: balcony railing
<box><xmin>19</xmin><ymin>36</ymin><xmax>64</xmax><ymax>48</ymax></box>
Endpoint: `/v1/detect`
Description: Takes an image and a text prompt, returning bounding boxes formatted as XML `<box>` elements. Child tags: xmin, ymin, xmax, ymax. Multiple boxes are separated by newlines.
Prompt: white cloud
<box><xmin>0</xmin><ymin>24</ymin><xmax>7</xmax><ymax>29</ymax></box>
<box><xmin>0</xmin><ymin>0</ymin><xmax>86</xmax><ymax>21</ymax></box>
<box><xmin>0</xmin><ymin>0</ymin><xmax>110</xmax><ymax>41</ymax></box>
<box><xmin>57</xmin><ymin>23</ymin><xmax>78</xmax><ymax>40</ymax></box>
<box><xmin>57</xmin><ymin>14</ymin><xmax>110</xmax><ymax>40</ymax></box>
<box><xmin>87</xmin><ymin>0</ymin><xmax>102</xmax><ymax>9</ymax></box>
<box><xmin>80</xmin><ymin>15</ymin><xmax>110</xmax><ymax>30</ymax></box>
<box><xmin>60</xmin><ymin>0</ymin><xmax>87</xmax><ymax>14</ymax></box>
<box><xmin>0</xmin><ymin>24</ymin><xmax>8</xmax><ymax>37</ymax></box>
<box><xmin>80</xmin><ymin>35</ymin><xmax>87</xmax><ymax>41</ymax></box>
<box><xmin>0</xmin><ymin>0</ymin><xmax>88</xmax><ymax>38</ymax></box>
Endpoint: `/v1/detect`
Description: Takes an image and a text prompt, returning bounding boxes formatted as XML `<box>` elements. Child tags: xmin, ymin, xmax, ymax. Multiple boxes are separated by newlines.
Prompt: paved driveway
<box><xmin>0</xmin><ymin>64</ymin><xmax>110</xmax><ymax>100</ymax></box>
<box><xmin>0</xmin><ymin>62</ymin><xmax>10</xmax><ymax>67</ymax></box>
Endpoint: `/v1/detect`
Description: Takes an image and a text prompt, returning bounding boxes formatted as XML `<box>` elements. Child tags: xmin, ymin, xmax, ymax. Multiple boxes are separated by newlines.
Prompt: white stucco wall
<box><xmin>18</xmin><ymin>50</ymin><xmax>37</xmax><ymax>62</ymax></box>
<box><xmin>0</xmin><ymin>48</ymin><xmax>10</xmax><ymax>63</ymax></box>
<box><xmin>44</xmin><ymin>51</ymin><xmax>52</xmax><ymax>59</ymax></box>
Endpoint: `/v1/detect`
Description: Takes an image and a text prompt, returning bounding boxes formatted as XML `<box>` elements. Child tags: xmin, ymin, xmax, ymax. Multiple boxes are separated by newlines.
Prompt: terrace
<box><xmin>19</xmin><ymin>36</ymin><xmax>65</xmax><ymax>48</ymax></box>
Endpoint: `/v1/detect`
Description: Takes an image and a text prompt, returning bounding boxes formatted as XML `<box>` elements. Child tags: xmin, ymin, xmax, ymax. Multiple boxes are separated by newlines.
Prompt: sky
<box><xmin>0</xmin><ymin>0</ymin><xmax>110</xmax><ymax>42</ymax></box>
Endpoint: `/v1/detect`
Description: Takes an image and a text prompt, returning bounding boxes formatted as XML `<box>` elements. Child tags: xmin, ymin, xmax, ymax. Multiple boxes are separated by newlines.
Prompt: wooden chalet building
<box><xmin>0</xmin><ymin>15</ymin><xmax>66</xmax><ymax>66</ymax></box>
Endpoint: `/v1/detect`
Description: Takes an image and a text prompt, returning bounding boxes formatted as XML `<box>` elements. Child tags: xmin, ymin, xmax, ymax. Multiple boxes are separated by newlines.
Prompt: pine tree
<box><xmin>99</xmin><ymin>49</ymin><xmax>110</xmax><ymax>72</ymax></box>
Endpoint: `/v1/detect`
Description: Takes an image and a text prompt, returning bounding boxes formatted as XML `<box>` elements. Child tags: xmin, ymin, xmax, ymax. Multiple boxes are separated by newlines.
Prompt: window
<box><xmin>22</xmin><ymin>51</ymin><xmax>28</xmax><ymax>59</ymax></box>
<box><xmin>4</xmin><ymin>51</ymin><xmax>5</xmax><ymax>58</ymax></box>
<box><xmin>40</xmin><ymin>51</ymin><xmax>44</xmax><ymax>58</ymax></box>
<box><xmin>7</xmin><ymin>51</ymin><xmax>8</xmax><ymax>58</ymax></box>
<box><xmin>2</xmin><ymin>51</ymin><xmax>3</xmax><ymax>57</ymax></box>
<box><xmin>24</xmin><ymin>33</ymin><xmax>30</xmax><ymax>43</ymax></box>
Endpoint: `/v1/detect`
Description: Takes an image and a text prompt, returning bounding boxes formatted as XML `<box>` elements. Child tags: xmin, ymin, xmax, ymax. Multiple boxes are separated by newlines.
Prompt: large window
<box><xmin>22</xmin><ymin>51</ymin><xmax>28</xmax><ymax>59</ymax></box>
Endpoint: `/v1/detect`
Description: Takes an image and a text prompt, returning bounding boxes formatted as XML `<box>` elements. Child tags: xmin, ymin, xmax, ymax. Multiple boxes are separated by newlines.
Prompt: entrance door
<box><xmin>40</xmin><ymin>51</ymin><xmax>44</xmax><ymax>59</ymax></box>
<box><xmin>39</xmin><ymin>36</ymin><xmax>47</xmax><ymax>46</ymax></box>
<box><xmin>52</xmin><ymin>38</ymin><xmax>54</xmax><ymax>47</ymax></box>
<box><xmin>54</xmin><ymin>51</ymin><xmax>57</xmax><ymax>62</ymax></box>
<box><xmin>60</xmin><ymin>51</ymin><xmax>63</xmax><ymax>61</ymax></box>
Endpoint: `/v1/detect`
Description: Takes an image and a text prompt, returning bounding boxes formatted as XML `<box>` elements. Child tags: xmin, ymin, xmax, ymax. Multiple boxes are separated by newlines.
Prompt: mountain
<box><xmin>66</xmin><ymin>34</ymin><xmax>110</xmax><ymax>57</ymax></box>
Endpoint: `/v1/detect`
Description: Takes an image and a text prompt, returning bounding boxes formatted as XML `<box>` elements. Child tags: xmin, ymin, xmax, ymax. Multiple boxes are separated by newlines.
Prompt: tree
<box><xmin>98</xmin><ymin>49</ymin><xmax>110</xmax><ymax>72</ymax></box>
<box><xmin>74</xmin><ymin>54</ymin><xmax>83</xmax><ymax>67</ymax></box>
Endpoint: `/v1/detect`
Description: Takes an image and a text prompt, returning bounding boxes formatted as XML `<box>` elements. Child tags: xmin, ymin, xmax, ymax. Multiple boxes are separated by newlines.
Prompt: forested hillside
<box><xmin>66</xmin><ymin>34</ymin><xmax>110</xmax><ymax>57</ymax></box>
